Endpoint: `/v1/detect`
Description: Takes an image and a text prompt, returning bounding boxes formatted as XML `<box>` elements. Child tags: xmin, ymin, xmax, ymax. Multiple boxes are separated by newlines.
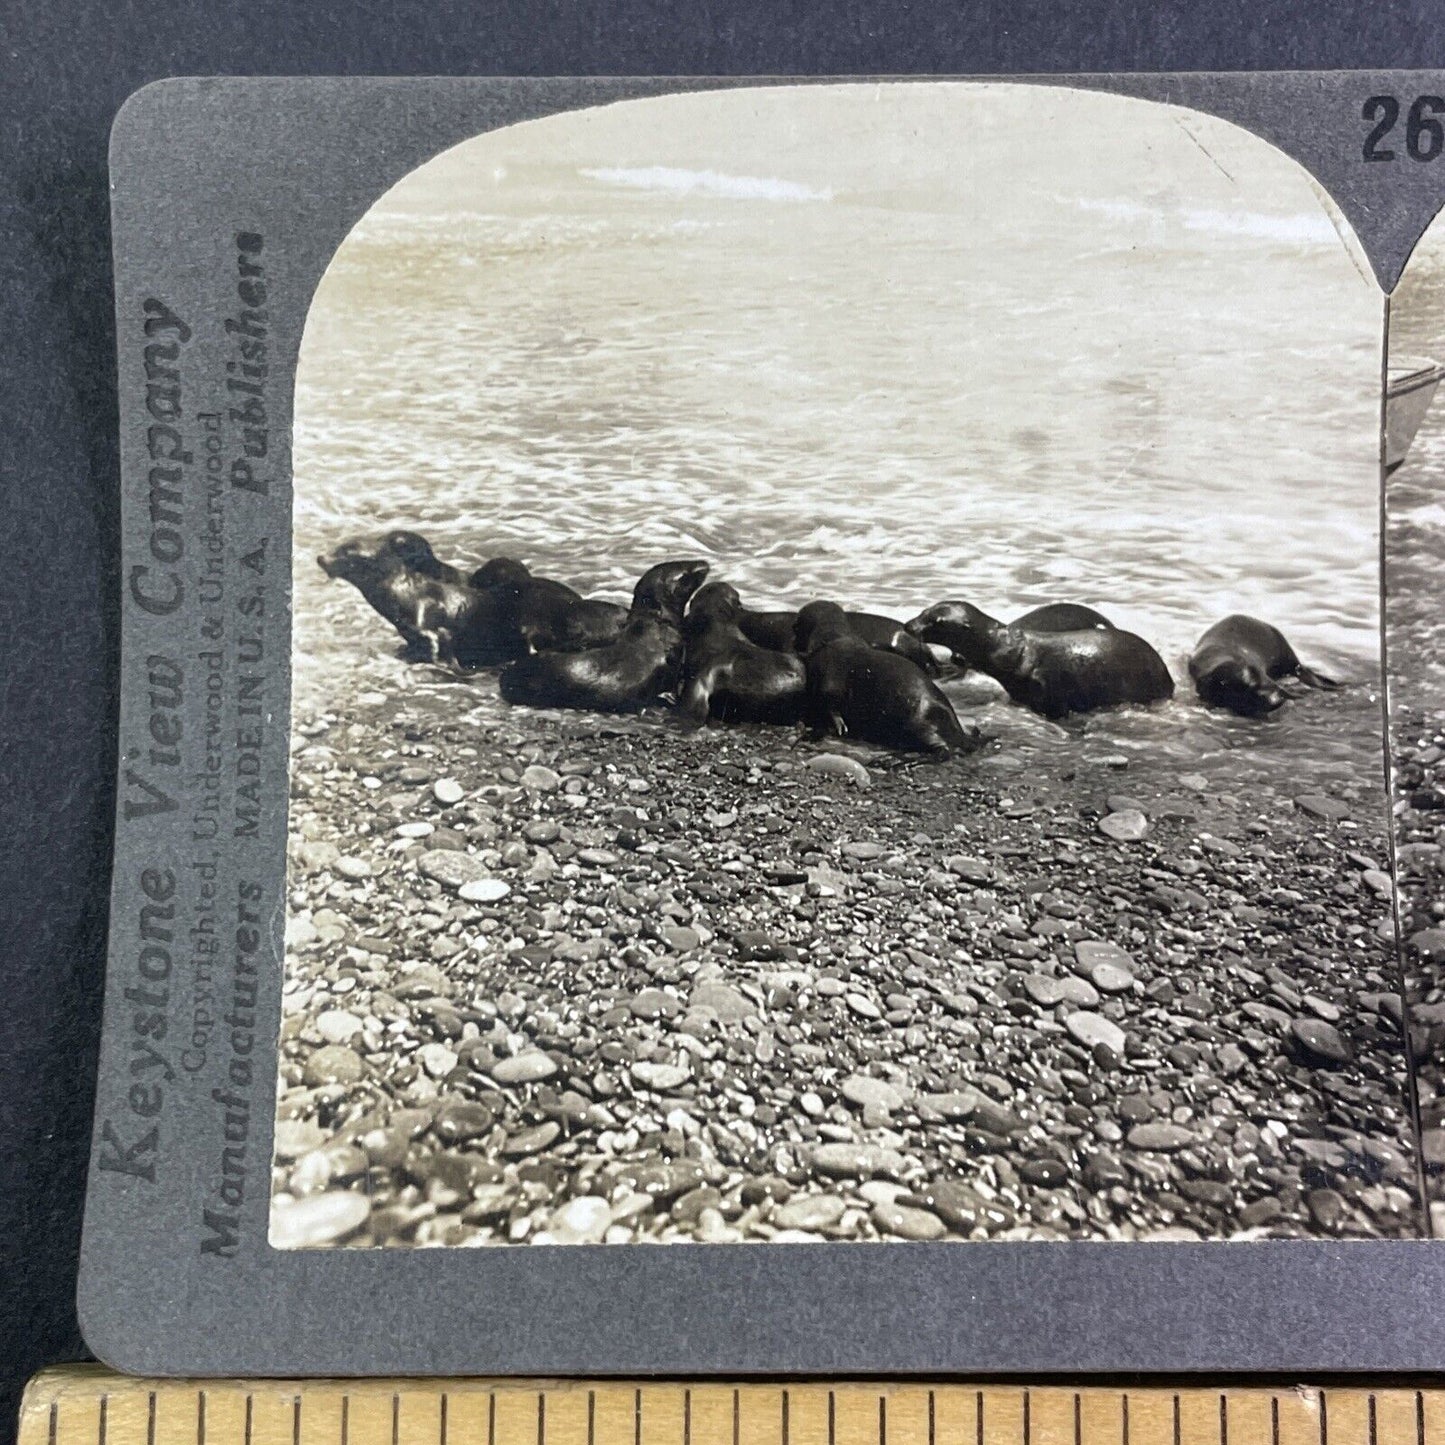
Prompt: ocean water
<box><xmin>292</xmin><ymin>86</ymin><xmax>1388</xmax><ymax>781</ymax></box>
<box><xmin>1387</xmin><ymin>241</ymin><xmax>1445</xmax><ymax>714</ymax></box>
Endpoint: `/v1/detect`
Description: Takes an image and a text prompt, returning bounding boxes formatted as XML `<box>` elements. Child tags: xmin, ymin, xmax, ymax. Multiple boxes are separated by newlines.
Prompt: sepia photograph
<box><xmin>270</xmin><ymin>82</ymin><xmax>1416</xmax><ymax>1250</ymax></box>
<box><xmin>1385</xmin><ymin>215</ymin><xmax>1445</xmax><ymax>1235</ymax></box>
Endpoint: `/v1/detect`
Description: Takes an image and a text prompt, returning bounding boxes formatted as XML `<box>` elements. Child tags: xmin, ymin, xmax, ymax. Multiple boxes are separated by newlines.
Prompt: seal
<box><xmin>906</xmin><ymin>600</ymin><xmax>1173</xmax><ymax>719</ymax></box>
<box><xmin>737</xmin><ymin>603</ymin><xmax>941</xmax><ymax>673</ymax></box>
<box><xmin>678</xmin><ymin>582</ymin><xmax>807</xmax><ymax>726</ymax></box>
<box><xmin>794</xmin><ymin>600</ymin><xmax>980</xmax><ymax>755</ymax></box>
<box><xmin>1189</xmin><ymin>614</ymin><xmax>1340</xmax><ymax>716</ymax></box>
<box><xmin>470</xmin><ymin>557</ymin><xmax>629</xmax><ymax>653</ymax></box>
<box><xmin>1013</xmin><ymin>603</ymin><xmax>1114</xmax><ymax>633</ymax></box>
<box><xmin>317</xmin><ymin>530</ymin><xmax>518</xmax><ymax>668</ymax></box>
<box><xmin>499</xmin><ymin>559</ymin><xmax>710</xmax><ymax>712</ymax></box>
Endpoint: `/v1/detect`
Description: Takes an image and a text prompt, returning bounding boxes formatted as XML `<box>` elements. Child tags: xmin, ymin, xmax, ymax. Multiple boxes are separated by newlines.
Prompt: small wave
<box><xmin>579</xmin><ymin>166</ymin><xmax>833</xmax><ymax>203</ymax></box>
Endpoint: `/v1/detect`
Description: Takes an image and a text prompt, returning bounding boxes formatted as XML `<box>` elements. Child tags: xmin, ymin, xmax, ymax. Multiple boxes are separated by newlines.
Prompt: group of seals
<box><xmin>318</xmin><ymin>529</ymin><xmax>1344</xmax><ymax>753</ymax></box>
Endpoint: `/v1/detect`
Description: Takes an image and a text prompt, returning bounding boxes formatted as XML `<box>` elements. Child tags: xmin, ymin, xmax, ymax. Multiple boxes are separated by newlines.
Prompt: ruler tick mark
<box><xmin>48</xmin><ymin>1402</ymin><xmax>57</xmax><ymax>1445</ymax></box>
<box><xmin>246</xmin><ymin>1396</ymin><xmax>254</xmax><ymax>1445</ymax></box>
<box><xmin>148</xmin><ymin>1393</ymin><xmax>156</xmax><ymax>1445</ymax></box>
<box><xmin>880</xmin><ymin>1396</ymin><xmax>887</xmax><ymax>1445</ymax></box>
<box><xmin>293</xmin><ymin>1395</ymin><xmax>301</xmax><ymax>1445</ymax></box>
<box><xmin>634</xmin><ymin>1389</ymin><xmax>641</xmax><ymax>1445</ymax></box>
<box><xmin>732</xmin><ymin>1391</ymin><xmax>739</xmax><ymax>1445</ymax></box>
<box><xmin>1321</xmin><ymin>1393</ymin><xmax>1329</xmax><ymax>1445</ymax></box>
<box><xmin>685</xmin><ymin>1390</ymin><xmax>692</xmax><ymax>1445</ymax></box>
<box><xmin>441</xmin><ymin>1396</ymin><xmax>448</xmax><ymax>1445</ymax></box>
<box><xmin>488</xmin><ymin>1395</ymin><xmax>496</xmax><ymax>1445</ymax></box>
<box><xmin>392</xmin><ymin>1394</ymin><xmax>399</xmax><ymax>1445</ymax></box>
<box><xmin>588</xmin><ymin>1394</ymin><xmax>595</xmax><ymax>1445</ymax></box>
<box><xmin>539</xmin><ymin>1393</ymin><xmax>547</xmax><ymax>1445</ymax></box>
<box><xmin>782</xmin><ymin>1390</ymin><xmax>790</xmax><ymax>1445</ymax></box>
<box><xmin>1419</xmin><ymin>1393</ymin><xmax>1428</xmax><ymax>1445</ymax></box>
<box><xmin>1369</xmin><ymin>1396</ymin><xmax>1378</xmax><ymax>1445</ymax></box>
<box><xmin>1122</xmin><ymin>1394</ymin><xmax>1130</xmax><ymax>1445</ymax></box>
<box><xmin>1074</xmin><ymin>1394</ymin><xmax>1081</xmax><ymax>1445</ymax></box>
<box><xmin>199</xmin><ymin>1391</ymin><xmax>207</xmax><ymax>1445</ymax></box>
<box><xmin>1024</xmin><ymin>1390</ymin><xmax>1032</xmax><ymax>1445</ymax></box>
<box><xmin>1173</xmin><ymin>1396</ymin><xmax>1181</xmax><ymax>1445</ymax></box>
<box><xmin>1220</xmin><ymin>1394</ymin><xmax>1227</xmax><ymax>1445</ymax></box>
<box><xmin>829</xmin><ymin>1392</ymin><xmax>836</xmax><ymax>1445</ymax></box>
<box><xmin>341</xmin><ymin>1396</ymin><xmax>349</xmax><ymax>1445</ymax></box>
<box><xmin>98</xmin><ymin>1396</ymin><xmax>107</xmax><ymax>1445</ymax></box>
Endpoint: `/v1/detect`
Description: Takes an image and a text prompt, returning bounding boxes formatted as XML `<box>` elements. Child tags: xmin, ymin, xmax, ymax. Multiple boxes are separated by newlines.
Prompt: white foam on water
<box><xmin>579</xmin><ymin>166</ymin><xmax>834</xmax><ymax>202</ymax></box>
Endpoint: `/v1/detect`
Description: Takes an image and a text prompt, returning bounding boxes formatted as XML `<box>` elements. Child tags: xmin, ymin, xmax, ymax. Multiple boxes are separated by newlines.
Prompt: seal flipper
<box><xmin>1293</xmin><ymin>663</ymin><xmax>1341</xmax><ymax>691</ymax></box>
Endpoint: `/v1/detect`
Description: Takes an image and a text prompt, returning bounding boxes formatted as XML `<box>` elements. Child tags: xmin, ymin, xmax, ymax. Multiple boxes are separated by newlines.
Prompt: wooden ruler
<box><xmin>16</xmin><ymin>1368</ymin><xmax>1443</xmax><ymax>1445</ymax></box>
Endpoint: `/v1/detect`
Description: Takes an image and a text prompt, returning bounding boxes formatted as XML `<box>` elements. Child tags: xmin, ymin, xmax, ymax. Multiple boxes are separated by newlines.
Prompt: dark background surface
<box><xmin>1</xmin><ymin>2</ymin><xmax>1442</xmax><ymax>1440</ymax></box>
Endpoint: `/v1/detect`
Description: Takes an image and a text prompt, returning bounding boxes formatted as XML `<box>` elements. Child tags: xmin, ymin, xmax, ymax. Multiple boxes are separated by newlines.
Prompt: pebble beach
<box><xmin>270</xmin><ymin>670</ymin><xmax>1419</xmax><ymax>1249</ymax></box>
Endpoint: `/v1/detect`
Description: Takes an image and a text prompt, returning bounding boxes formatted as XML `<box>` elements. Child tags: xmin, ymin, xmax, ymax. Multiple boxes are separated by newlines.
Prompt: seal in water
<box><xmin>499</xmin><ymin>559</ymin><xmax>709</xmax><ymax>712</ymax></box>
<box><xmin>470</xmin><ymin>557</ymin><xmax>629</xmax><ymax>653</ymax></box>
<box><xmin>794</xmin><ymin>600</ymin><xmax>980</xmax><ymax>755</ymax></box>
<box><xmin>678</xmin><ymin>581</ymin><xmax>807</xmax><ymax>725</ymax></box>
<box><xmin>1013</xmin><ymin>603</ymin><xmax>1114</xmax><ymax>632</ymax></box>
<box><xmin>737</xmin><ymin>603</ymin><xmax>941</xmax><ymax>673</ymax></box>
<box><xmin>317</xmin><ymin>530</ymin><xmax>517</xmax><ymax>668</ymax></box>
<box><xmin>907</xmin><ymin>600</ymin><xmax>1173</xmax><ymax>720</ymax></box>
<box><xmin>1188</xmin><ymin>613</ymin><xmax>1340</xmax><ymax>717</ymax></box>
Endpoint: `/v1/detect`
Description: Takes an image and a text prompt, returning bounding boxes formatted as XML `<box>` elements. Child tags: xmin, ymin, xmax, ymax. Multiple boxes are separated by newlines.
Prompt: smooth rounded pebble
<box><xmin>315</xmin><ymin>1009</ymin><xmax>363</xmax><ymax>1044</ymax></box>
<box><xmin>1064</xmin><ymin>1011</ymin><xmax>1127</xmax><ymax>1055</ymax></box>
<box><xmin>303</xmin><ymin>1044</ymin><xmax>366</xmax><ymax>1087</ymax></box>
<box><xmin>459</xmin><ymin>877</ymin><xmax>511</xmax><ymax>903</ymax></box>
<box><xmin>871</xmin><ymin>1201</ymin><xmax>946</xmax><ymax>1240</ymax></box>
<box><xmin>810</xmin><ymin>1142</ymin><xmax>908</xmax><ymax>1180</ymax></box>
<box><xmin>432</xmin><ymin>778</ymin><xmax>464</xmax><ymax>805</ymax></box>
<box><xmin>805</xmin><ymin>753</ymin><xmax>871</xmax><ymax>786</ymax></box>
<box><xmin>1290</xmin><ymin>1017</ymin><xmax>1354</xmax><ymax>1067</ymax></box>
<box><xmin>1090</xmin><ymin>962</ymin><xmax>1134</xmax><ymax>994</ymax></box>
<box><xmin>492</xmin><ymin>1051</ymin><xmax>558</xmax><ymax>1085</ymax></box>
<box><xmin>841</xmin><ymin>1075</ymin><xmax>906</xmax><ymax>1113</ymax></box>
<box><xmin>273</xmin><ymin>1119</ymin><xmax>329</xmax><ymax>1161</ymax></box>
<box><xmin>1098</xmin><ymin>809</ymin><xmax>1148</xmax><ymax>842</ymax></box>
<box><xmin>549</xmin><ymin>1196</ymin><xmax>611</xmax><ymax>1244</ymax></box>
<box><xmin>631</xmin><ymin>1061</ymin><xmax>691</xmax><ymax>1091</ymax></box>
<box><xmin>773</xmin><ymin>1194</ymin><xmax>847</xmax><ymax>1231</ymax></box>
<box><xmin>270</xmin><ymin>1191</ymin><xmax>371</xmax><ymax>1249</ymax></box>
<box><xmin>1126</xmin><ymin>1123</ymin><xmax>1196</xmax><ymax>1151</ymax></box>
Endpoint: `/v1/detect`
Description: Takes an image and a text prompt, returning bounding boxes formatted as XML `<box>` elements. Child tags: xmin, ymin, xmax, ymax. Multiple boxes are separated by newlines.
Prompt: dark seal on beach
<box><xmin>318</xmin><ymin>530</ymin><xmax>517</xmax><ymax>668</ymax></box>
<box><xmin>737</xmin><ymin>603</ymin><xmax>941</xmax><ymax>673</ymax></box>
<box><xmin>499</xmin><ymin>559</ymin><xmax>709</xmax><ymax>712</ymax></box>
<box><xmin>470</xmin><ymin>557</ymin><xmax>629</xmax><ymax>654</ymax></box>
<box><xmin>795</xmin><ymin>600</ymin><xmax>980</xmax><ymax>755</ymax></box>
<box><xmin>1014</xmin><ymin>602</ymin><xmax>1114</xmax><ymax>633</ymax></box>
<box><xmin>907</xmin><ymin>600</ymin><xmax>1173</xmax><ymax>720</ymax></box>
<box><xmin>1189</xmin><ymin>613</ymin><xmax>1340</xmax><ymax>716</ymax></box>
<box><xmin>678</xmin><ymin>582</ymin><xmax>807</xmax><ymax>726</ymax></box>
